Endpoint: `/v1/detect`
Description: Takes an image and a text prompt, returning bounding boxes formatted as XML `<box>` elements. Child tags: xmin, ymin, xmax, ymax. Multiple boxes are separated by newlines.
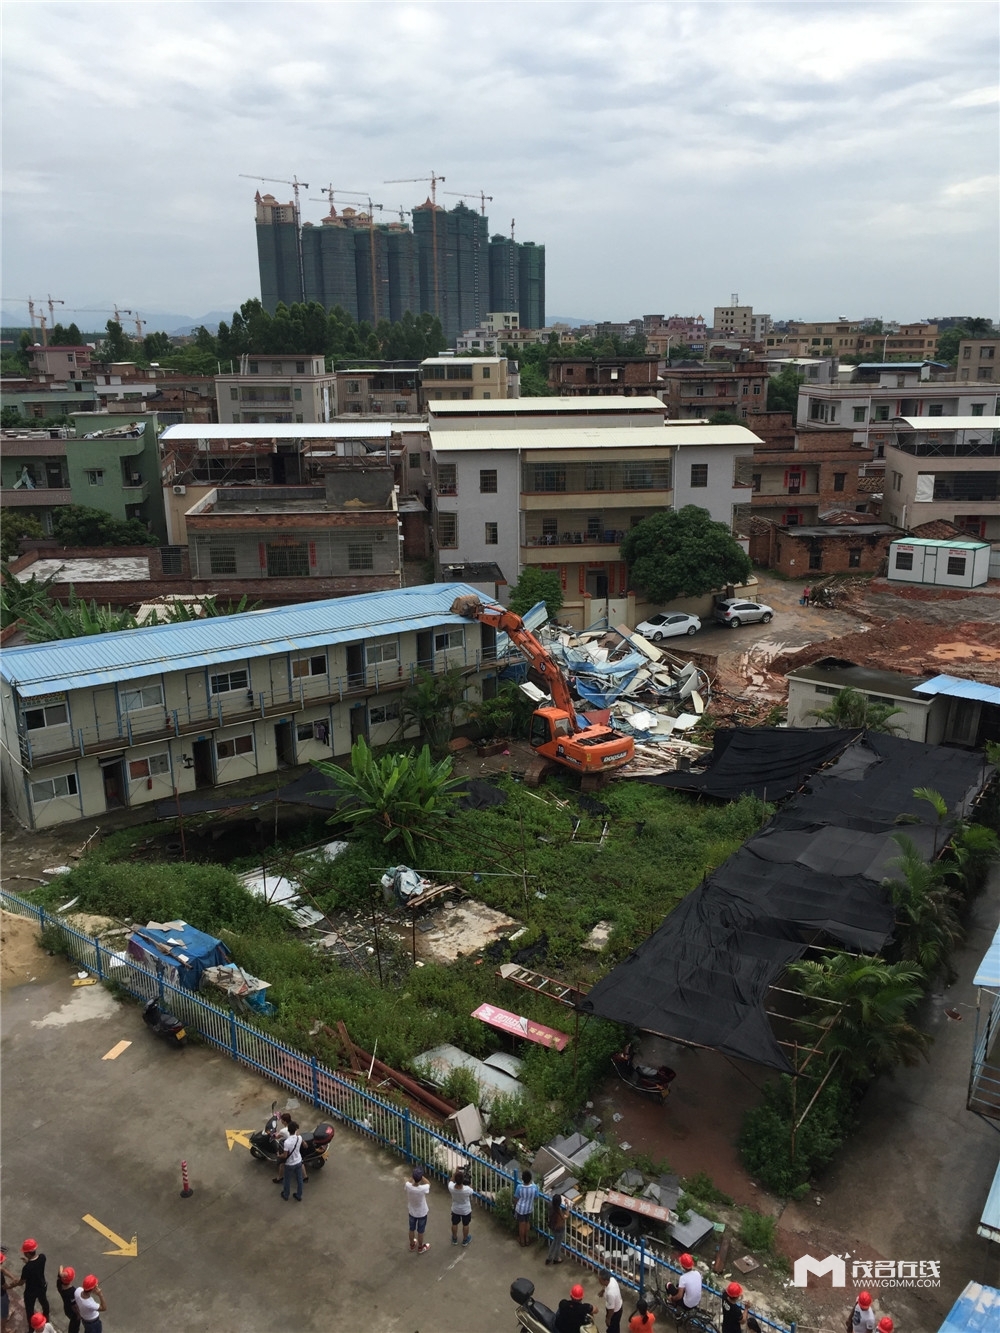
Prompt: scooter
<box><xmin>248</xmin><ymin>1102</ymin><xmax>335</xmax><ymax>1172</ymax></box>
<box><xmin>611</xmin><ymin>1042</ymin><xmax>676</xmax><ymax>1104</ymax></box>
<box><xmin>142</xmin><ymin>997</ymin><xmax>187</xmax><ymax>1047</ymax></box>
<box><xmin>511</xmin><ymin>1279</ymin><xmax>598</xmax><ymax>1333</ymax></box>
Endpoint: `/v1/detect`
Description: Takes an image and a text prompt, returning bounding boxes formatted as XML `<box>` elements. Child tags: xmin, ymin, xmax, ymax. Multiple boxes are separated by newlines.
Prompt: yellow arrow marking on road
<box><xmin>82</xmin><ymin>1214</ymin><xmax>138</xmax><ymax>1257</ymax></box>
<box><xmin>226</xmin><ymin>1129</ymin><xmax>255</xmax><ymax>1151</ymax></box>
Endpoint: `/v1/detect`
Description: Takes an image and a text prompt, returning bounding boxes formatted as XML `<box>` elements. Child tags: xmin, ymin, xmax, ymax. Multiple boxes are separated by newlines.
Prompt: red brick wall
<box><xmin>770</xmin><ymin>528</ymin><xmax>893</xmax><ymax>577</ymax></box>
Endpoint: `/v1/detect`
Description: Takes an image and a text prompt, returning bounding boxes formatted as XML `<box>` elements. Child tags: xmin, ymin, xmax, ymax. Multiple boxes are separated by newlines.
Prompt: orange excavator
<box><xmin>450</xmin><ymin>595</ymin><xmax>634</xmax><ymax>785</ymax></box>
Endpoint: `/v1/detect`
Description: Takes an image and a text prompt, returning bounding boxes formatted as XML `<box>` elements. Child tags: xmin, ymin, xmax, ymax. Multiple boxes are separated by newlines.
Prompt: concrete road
<box><xmin>1</xmin><ymin>957</ymin><xmax>569</xmax><ymax>1333</ymax></box>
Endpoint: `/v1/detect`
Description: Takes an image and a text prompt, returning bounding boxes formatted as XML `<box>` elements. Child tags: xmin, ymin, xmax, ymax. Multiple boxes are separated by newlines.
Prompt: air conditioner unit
<box><xmin>173</xmin><ymin>484</ymin><xmax>187</xmax><ymax>495</ymax></box>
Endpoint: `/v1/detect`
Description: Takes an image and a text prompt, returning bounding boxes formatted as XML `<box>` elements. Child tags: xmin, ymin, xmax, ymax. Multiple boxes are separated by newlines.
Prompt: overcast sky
<box><xmin>3</xmin><ymin>2</ymin><xmax>998</xmax><ymax>329</ymax></box>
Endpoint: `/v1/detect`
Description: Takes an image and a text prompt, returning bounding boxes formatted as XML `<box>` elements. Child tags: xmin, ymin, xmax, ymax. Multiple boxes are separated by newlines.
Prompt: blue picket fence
<box><xmin>1</xmin><ymin>887</ymin><xmax>794</xmax><ymax>1332</ymax></box>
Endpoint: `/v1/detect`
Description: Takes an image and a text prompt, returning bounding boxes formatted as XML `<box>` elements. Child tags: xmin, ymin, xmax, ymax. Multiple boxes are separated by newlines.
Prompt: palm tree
<box><xmin>883</xmin><ymin>834</ymin><xmax>964</xmax><ymax>978</ymax></box>
<box><xmin>400</xmin><ymin>668</ymin><xmax>466</xmax><ymax>750</ymax></box>
<box><xmin>809</xmin><ymin>687</ymin><xmax>902</xmax><ymax>734</ymax></box>
<box><xmin>787</xmin><ymin>953</ymin><xmax>930</xmax><ymax>1083</ymax></box>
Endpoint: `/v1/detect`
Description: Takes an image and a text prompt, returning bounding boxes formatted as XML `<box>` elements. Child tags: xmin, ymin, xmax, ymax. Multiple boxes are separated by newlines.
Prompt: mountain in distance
<box><xmin>546</xmin><ymin>315</ymin><xmax>596</xmax><ymax>328</ymax></box>
<box><xmin>0</xmin><ymin>307</ymin><xmax>242</xmax><ymax>338</ymax></box>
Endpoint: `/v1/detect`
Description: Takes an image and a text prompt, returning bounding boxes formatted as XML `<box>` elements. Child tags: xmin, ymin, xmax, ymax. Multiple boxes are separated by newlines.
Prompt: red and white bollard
<box><xmin>180</xmin><ymin>1160</ymin><xmax>193</xmax><ymax>1198</ymax></box>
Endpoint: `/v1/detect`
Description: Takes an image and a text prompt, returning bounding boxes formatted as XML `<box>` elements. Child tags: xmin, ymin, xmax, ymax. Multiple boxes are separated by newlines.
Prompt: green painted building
<box><xmin>66</xmin><ymin>413</ymin><xmax>168</xmax><ymax>542</ymax></box>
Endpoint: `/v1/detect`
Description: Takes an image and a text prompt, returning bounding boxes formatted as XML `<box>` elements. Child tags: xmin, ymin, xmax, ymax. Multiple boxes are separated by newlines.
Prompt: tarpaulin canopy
<box><xmin>127</xmin><ymin>920</ymin><xmax>232</xmax><ymax>990</ymax></box>
<box><xmin>581</xmin><ymin>732</ymin><xmax>992</xmax><ymax>1071</ymax></box>
<box><xmin>157</xmin><ymin>773</ymin><xmax>507</xmax><ymax>818</ymax></box>
<box><xmin>642</xmin><ymin>726</ymin><xmax>860</xmax><ymax>802</ymax></box>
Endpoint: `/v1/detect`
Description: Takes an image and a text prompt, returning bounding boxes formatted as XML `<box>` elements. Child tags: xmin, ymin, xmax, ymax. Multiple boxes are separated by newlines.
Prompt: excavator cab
<box><xmin>529</xmin><ymin>710</ymin><xmax>571</xmax><ymax>748</ymax></box>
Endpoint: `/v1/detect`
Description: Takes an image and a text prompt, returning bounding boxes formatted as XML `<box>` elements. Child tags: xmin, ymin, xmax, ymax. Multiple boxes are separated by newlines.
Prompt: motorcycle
<box><xmin>248</xmin><ymin>1102</ymin><xmax>335</xmax><ymax>1172</ymax></box>
<box><xmin>611</xmin><ymin>1042</ymin><xmax>676</xmax><ymax>1104</ymax></box>
<box><xmin>511</xmin><ymin>1279</ymin><xmax>598</xmax><ymax>1333</ymax></box>
<box><xmin>142</xmin><ymin>997</ymin><xmax>187</xmax><ymax>1047</ymax></box>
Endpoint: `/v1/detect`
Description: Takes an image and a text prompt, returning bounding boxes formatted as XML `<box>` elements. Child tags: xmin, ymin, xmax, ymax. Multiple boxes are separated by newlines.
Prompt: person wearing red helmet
<box><xmin>57</xmin><ymin>1265</ymin><xmax>81</xmax><ymax>1333</ymax></box>
<box><xmin>554</xmin><ymin>1282</ymin><xmax>596</xmax><ymax>1333</ymax></box>
<box><xmin>666</xmin><ymin>1253</ymin><xmax>703</xmax><ymax>1312</ymax></box>
<box><xmin>722</xmin><ymin>1281</ymin><xmax>746</xmax><ymax>1332</ymax></box>
<box><xmin>10</xmin><ymin>1240</ymin><xmax>49</xmax><ymax>1328</ymax></box>
<box><xmin>849</xmin><ymin>1290</ymin><xmax>876</xmax><ymax>1333</ymax></box>
<box><xmin>877</xmin><ymin>1320</ymin><xmax>893</xmax><ymax>1333</ymax></box>
<box><xmin>29</xmin><ymin>1314</ymin><xmax>58</xmax><ymax>1333</ymax></box>
<box><xmin>73</xmin><ymin>1275</ymin><xmax>106</xmax><ymax>1333</ymax></box>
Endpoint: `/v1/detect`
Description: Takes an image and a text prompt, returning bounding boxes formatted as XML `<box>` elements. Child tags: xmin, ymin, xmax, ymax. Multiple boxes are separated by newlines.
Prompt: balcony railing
<box><xmin>524</xmin><ymin>531</ymin><xmax>626</xmax><ymax>548</ymax></box>
<box><xmin>17</xmin><ymin>648</ymin><xmax>505</xmax><ymax>769</ymax></box>
<box><xmin>2</xmin><ymin>487</ymin><xmax>73</xmax><ymax>506</ymax></box>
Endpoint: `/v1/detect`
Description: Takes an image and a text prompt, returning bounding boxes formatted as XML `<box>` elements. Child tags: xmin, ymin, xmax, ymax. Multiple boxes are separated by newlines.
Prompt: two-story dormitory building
<box><xmin>0</xmin><ymin>584</ymin><xmax>499</xmax><ymax>830</ymax></box>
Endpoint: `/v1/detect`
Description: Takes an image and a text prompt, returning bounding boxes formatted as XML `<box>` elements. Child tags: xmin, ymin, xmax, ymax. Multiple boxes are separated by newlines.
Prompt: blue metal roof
<box><xmin>914</xmin><ymin>675</ymin><xmax>1000</xmax><ymax>706</ymax></box>
<box><xmin>979</xmin><ymin>1160</ymin><xmax>1000</xmax><ymax>1243</ymax></box>
<box><xmin>974</xmin><ymin>921</ymin><xmax>1000</xmax><ymax>989</ymax></box>
<box><xmin>0</xmin><ymin>583</ymin><xmax>485</xmax><ymax>698</ymax></box>
<box><xmin>937</xmin><ymin>1281</ymin><xmax>1000</xmax><ymax>1333</ymax></box>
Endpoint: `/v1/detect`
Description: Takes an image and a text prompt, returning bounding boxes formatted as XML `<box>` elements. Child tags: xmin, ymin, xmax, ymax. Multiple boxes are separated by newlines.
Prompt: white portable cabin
<box><xmin>888</xmin><ymin>537</ymin><xmax>991</xmax><ymax>588</ymax></box>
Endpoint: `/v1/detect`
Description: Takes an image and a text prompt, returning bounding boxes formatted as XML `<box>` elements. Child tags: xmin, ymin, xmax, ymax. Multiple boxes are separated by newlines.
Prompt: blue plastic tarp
<box><xmin>937</xmin><ymin>1281</ymin><xmax>1000</xmax><ymax>1333</ymax></box>
<box><xmin>127</xmin><ymin>921</ymin><xmax>232</xmax><ymax>990</ymax></box>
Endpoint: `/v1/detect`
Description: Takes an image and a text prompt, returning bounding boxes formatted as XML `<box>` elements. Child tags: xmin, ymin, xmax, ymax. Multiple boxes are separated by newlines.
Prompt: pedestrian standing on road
<box><xmin>279</xmin><ymin>1119</ymin><xmax>304</xmax><ymax>1202</ymax></box>
<box><xmin>514</xmin><ymin>1170</ymin><xmax>538</xmax><ymax>1247</ymax></box>
<box><xmin>545</xmin><ymin>1192</ymin><xmax>568</xmax><ymax>1265</ymax></box>
<box><xmin>448</xmin><ymin>1168</ymin><xmax>474</xmax><ymax>1247</ymax></box>
<box><xmin>597</xmin><ymin>1269</ymin><xmax>623</xmax><ymax>1333</ymax></box>
<box><xmin>848</xmin><ymin>1291</ymin><xmax>876</xmax><ymax>1333</ymax></box>
<box><xmin>57</xmin><ymin>1265</ymin><xmax>82</xmax><ymax>1333</ymax></box>
<box><xmin>74</xmin><ymin>1275</ymin><xmax>106</xmax><ymax>1333</ymax></box>
<box><xmin>721</xmin><ymin>1282</ymin><xmax>746</xmax><ymax>1332</ymax></box>
<box><xmin>800</xmin><ymin>587</ymin><xmax>811</xmax><ymax>606</ymax></box>
<box><xmin>30</xmin><ymin>1313</ymin><xmax>58</xmax><ymax>1333</ymax></box>
<box><xmin>12</xmin><ymin>1240</ymin><xmax>49</xmax><ymax>1326</ymax></box>
<box><xmin>405</xmin><ymin>1167</ymin><xmax>431</xmax><ymax>1253</ymax></box>
<box><xmin>272</xmin><ymin>1111</ymin><xmax>309</xmax><ymax>1185</ymax></box>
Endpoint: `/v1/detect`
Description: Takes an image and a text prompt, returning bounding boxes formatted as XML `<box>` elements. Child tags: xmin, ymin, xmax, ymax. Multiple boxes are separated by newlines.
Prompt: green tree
<box><xmin>313</xmin><ymin>738</ymin><xmax>464</xmax><ymax>860</ymax></box>
<box><xmin>49</xmin><ymin>322</ymin><xmax>83</xmax><ymax>346</ymax></box>
<box><xmin>507</xmin><ymin>567</ymin><xmax>563</xmax><ymax>619</ymax></box>
<box><xmin>0</xmin><ymin>512</ymin><xmax>44</xmax><ymax>562</ymax></box>
<box><xmin>400</xmin><ymin>668</ymin><xmax>467</xmax><ymax>750</ymax></box>
<box><xmin>766</xmin><ymin>365</ymin><xmax>805</xmax><ymax>418</ymax></box>
<box><xmin>97</xmin><ymin>318</ymin><xmax>134</xmax><ymax>363</ymax></box>
<box><xmin>142</xmin><ymin>330</ymin><xmax>173</xmax><ymax>360</ymax></box>
<box><xmin>0</xmin><ymin>566</ymin><xmax>56</xmax><ymax>627</ymax></box>
<box><xmin>1</xmin><ymin>405</ymin><xmax>22</xmax><ymax>429</ymax></box>
<box><xmin>787</xmin><ymin>953</ymin><xmax>930</xmax><ymax>1083</ymax></box>
<box><xmin>809</xmin><ymin>686</ymin><xmax>902</xmax><ymax>734</ymax></box>
<box><xmin>518</xmin><ymin>362</ymin><xmax>553</xmax><ymax>396</ymax></box>
<box><xmin>620</xmin><ymin>506</ymin><xmax>751</xmax><ymax>604</ymax></box>
<box><xmin>52</xmin><ymin>506</ymin><xmax>157</xmax><ymax>547</ymax></box>
<box><xmin>708</xmin><ymin>410</ymin><xmax>741</xmax><ymax>425</ymax></box>
<box><xmin>883</xmin><ymin>834</ymin><xmax>963</xmax><ymax>979</ymax></box>
<box><xmin>665</xmin><ymin>343</ymin><xmax>695</xmax><ymax>362</ymax></box>
<box><xmin>20</xmin><ymin>591</ymin><xmax>140</xmax><ymax>642</ymax></box>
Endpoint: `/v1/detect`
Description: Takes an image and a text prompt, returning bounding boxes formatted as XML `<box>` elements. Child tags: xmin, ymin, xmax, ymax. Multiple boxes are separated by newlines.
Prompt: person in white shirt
<box><xmin>271</xmin><ymin>1111</ymin><xmax>308</xmax><ymax>1184</ymax></box>
<box><xmin>405</xmin><ymin>1166</ymin><xmax>432</xmax><ymax>1253</ymax></box>
<box><xmin>448</xmin><ymin>1168</ymin><xmax>474</xmax><ymax>1247</ymax></box>
<box><xmin>668</xmin><ymin>1254</ymin><xmax>703</xmax><ymax>1309</ymax></box>
<box><xmin>598</xmin><ymin>1269</ymin><xmax>624</xmax><ymax>1333</ymax></box>
<box><xmin>74</xmin><ymin>1275</ymin><xmax>107</xmax><ymax>1332</ymax></box>
<box><xmin>279</xmin><ymin>1119</ymin><xmax>304</xmax><ymax>1201</ymax></box>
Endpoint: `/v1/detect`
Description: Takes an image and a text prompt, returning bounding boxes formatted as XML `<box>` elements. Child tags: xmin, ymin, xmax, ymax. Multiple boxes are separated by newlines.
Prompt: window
<box><xmin>435</xmin><ymin>628</ymin><xmax>464</xmax><ymax>652</ymax></box>
<box><xmin>296</xmin><ymin>721</ymin><xmax>316</xmax><ymax>742</ymax></box>
<box><xmin>894</xmin><ymin>550</ymin><xmax>913</xmax><ymax>570</ymax></box>
<box><xmin>347</xmin><ymin>543</ymin><xmax>374</xmax><ymax>571</ymax></box>
<box><xmin>928</xmin><ymin>404</ymin><xmax>943</xmax><ymax>417</ymax></box>
<box><xmin>892</xmin><ymin>471</ymin><xmax>902</xmax><ymax>492</ymax></box>
<box><xmin>853</xmin><ymin>406</ymin><xmax>866</xmax><ymax>422</ymax></box>
<box><xmin>24</xmin><ymin>702</ymin><xmax>69</xmax><ymax>730</ymax></box>
<box><xmin>369</xmin><ymin>700</ymin><xmax>401</xmax><ymax>726</ymax></box>
<box><xmin>874</xmin><ymin>405</ymin><xmax>890</xmax><ymax>421</ymax></box>
<box><xmin>296</xmin><ymin>361</ymin><xmax>306</xmax><ymax>374</ymax></box>
<box><xmin>849</xmin><ymin>548</ymin><xmax>862</xmax><ymax>568</ymax></box>
<box><xmin>266</xmin><ymin>542</ymin><xmax>309</xmax><ymax>577</ymax></box>
<box><xmin>128</xmin><ymin>753</ymin><xmax>170</xmax><ymax>780</ymax></box>
<box><xmin>366</xmin><ymin>640</ymin><xmax>398</xmax><ymax>666</ymax></box>
<box><xmin>248</xmin><ymin>362</ymin><xmax>258</xmax><ymax>374</ymax></box>
<box><xmin>216</xmin><ymin>734</ymin><xmax>254</xmax><ymax>758</ymax></box>
<box><xmin>394</xmin><ymin>401</ymin><xmax>407</xmax><ymax>413</ymax></box>
<box><xmin>742</xmin><ymin>384</ymin><xmax>749</xmax><ymax>395</ymax></box>
<box><xmin>230</xmin><ymin>387</ymin><xmax>239</xmax><ymax>401</ymax></box>
<box><xmin>808</xmin><ymin>549</ymin><xmax>822</xmax><ymax>570</ymax></box>
<box><xmin>484</xmin><ymin>522</ymin><xmax>498</xmax><ymax>545</ymax></box>
<box><xmin>479</xmin><ymin>469</ymin><xmax>498</xmax><ymax>493</ymax></box>
<box><xmin>752</xmin><ymin>473</ymin><xmax>761</xmax><ymax>492</ymax></box>
<box><xmin>292</xmin><ymin>655</ymin><xmax>327</xmax><ymax>679</ymax></box>
<box><xmin>31</xmin><ymin>773</ymin><xmax>78</xmax><ymax>803</ymax></box>
<box><xmin>978</xmin><ymin>367</ymin><xmax>994</xmax><ymax>380</ymax></box>
<box><xmin>690</xmin><ymin>463</ymin><xmax>708</xmax><ymax>488</ymax></box>
<box><xmin>210</xmin><ymin>542</ymin><xmax>237</xmax><ymax>575</ymax></box>
<box><xmin>753</xmin><ymin>384</ymin><xmax>761</xmax><ymax>395</ymax></box>
<box><xmin>86</xmin><ymin>469</ymin><xmax>104</xmax><ymax>487</ymax></box>
<box><xmin>348</xmin><ymin>381</ymin><xmax>360</xmax><ymax>394</ymax></box>
<box><xmin>542</xmin><ymin>517</ymin><xmax>558</xmax><ymax>538</ymax></box>
<box><xmin>437</xmin><ymin>463</ymin><xmax>457</xmax><ymax>495</ymax></box>
<box><xmin>271</xmin><ymin>363</ymin><xmax>283</xmax><ymax>375</ymax></box>
<box><xmin>971</xmin><ymin>403</ymin><xmax>985</xmax><ymax>416</ymax></box>
<box><xmin>409</xmin><ymin>452</ymin><xmax>421</xmax><ymax>469</ymax></box>
<box><xmin>482</xmin><ymin>392</ymin><xmax>491</xmax><ymax>400</ymax></box>
<box><xmin>121</xmin><ymin>682</ymin><xmax>163</xmax><ymax>712</ymax></box>
<box><xmin>436</xmin><ymin>513</ymin><xmax>458</xmax><ymax>547</ymax></box>
<box><xmin>210</xmin><ymin>669</ymin><xmax>249</xmax><ymax>694</ymax></box>
<box><xmin>623</xmin><ymin>463</ymin><xmax>656</xmax><ymax>489</ymax></box>
<box><xmin>160</xmin><ymin>546</ymin><xmax>183</xmax><ymax>575</ymax></box>
<box><xmin>946</xmin><ymin>555</ymin><xmax>967</xmax><ymax>576</ymax></box>
<box><xmin>833</xmin><ymin>473</ymin><xmax>846</xmax><ymax>492</ymax></box>
<box><xmin>981</xmin><ymin>346</ymin><xmax>995</xmax><ymax>359</ymax></box>
<box><xmin>963</xmin><ymin>347</ymin><xmax>972</xmax><ymax>359</ymax></box>
<box><xmin>293</xmin><ymin>387</ymin><xmax>302</xmax><ymax>401</ymax></box>
<box><xmin>482</xmin><ymin>366</ymin><xmax>491</xmax><ymax>379</ymax></box>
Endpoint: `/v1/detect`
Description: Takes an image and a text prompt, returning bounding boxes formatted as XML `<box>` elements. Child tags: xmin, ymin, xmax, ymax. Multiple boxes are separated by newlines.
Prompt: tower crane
<box><xmin>239</xmin><ymin>172</ymin><xmax>311</xmax><ymax>298</ymax></box>
<box><xmin>309</xmin><ymin>190</ymin><xmax>386</xmax><ymax>322</ymax></box>
<box><xmin>384</xmin><ymin>172</ymin><xmax>446</xmax><ymax>315</ymax></box>
<box><xmin>46</xmin><ymin>296</ymin><xmax>65</xmax><ymax>332</ymax></box>
<box><xmin>442</xmin><ymin>189</ymin><xmax>493</xmax><ymax>216</ymax></box>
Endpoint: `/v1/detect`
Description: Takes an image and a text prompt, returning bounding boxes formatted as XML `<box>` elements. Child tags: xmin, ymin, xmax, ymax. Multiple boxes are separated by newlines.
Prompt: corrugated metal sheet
<box><xmin>974</xmin><ymin>922</ymin><xmax>1000</xmax><ymax>989</ymax></box>
<box><xmin>900</xmin><ymin>415</ymin><xmax>1000</xmax><ymax>430</ymax></box>
<box><xmin>913</xmin><ymin>675</ymin><xmax>1000</xmax><ymax>706</ymax></box>
<box><xmin>160</xmin><ymin>423</ymin><xmax>393</xmax><ymax>440</ymax></box>
<box><xmin>0</xmin><ymin>583</ymin><xmax>485</xmax><ymax>698</ymax></box>
<box><xmin>430</xmin><ymin>425</ymin><xmax>760</xmax><ymax>452</ymax></box>
<box><xmin>937</xmin><ymin>1280</ymin><xmax>1000</xmax><ymax>1332</ymax></box>
<box><xmin>978</xmin><ymin>1160</ymin><xmax>1000</xmax><ymax>1243</ymax></box>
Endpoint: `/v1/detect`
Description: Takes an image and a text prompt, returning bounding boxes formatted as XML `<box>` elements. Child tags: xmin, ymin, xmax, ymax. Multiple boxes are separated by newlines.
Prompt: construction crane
<box><xmin>442</xmin><ymin>189</ymin><xmax>493</xmax><ymax>216</ymax></box>
<box><xmin>391</xmin><ymin>205</ymin><xmax>412</xmax><ymax>224</ymax></box>
<box><xmin>310</xmin><ymin>189</ymin><xmax>387</xmax><ymax>321</ymax></box>
<box><xmin>46</xmin><ymin>295</ymin><xmax>65</xmax><ymax>332</ymax></box>
<box><xmin>384</xmin><ymin>172</ymin><xmax>446</xmax><ymax>314</ymax></box>
<box><xmin>239</xmin><ymin>172</ymin><xmax>310</xmax><ymax>298</ymax></box>
<box><xmin>449</xmin><ymin>595</ymin><xmax>634</xmax><ymax>787</ymax></box>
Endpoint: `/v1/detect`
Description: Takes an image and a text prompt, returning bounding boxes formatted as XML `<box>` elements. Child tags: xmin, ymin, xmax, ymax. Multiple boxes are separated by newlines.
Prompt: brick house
<box><xmin>749</xmin><ymin>427</ymin><xmax>881</xmax><ymax>528</ymax></box>
<box><xmin>749</xmin><ymin>517</ymin><xmax>899</xmax><ymax>577</ymax></box>
<box><xmin>547</xmin><ymin>355</ymin><xmax>661</xmax><ymax>396</ymax></box>
<box><xmin>660</xmin><ymin>360</ymin><xmax>770</xmax><ymax>420</ymax></box>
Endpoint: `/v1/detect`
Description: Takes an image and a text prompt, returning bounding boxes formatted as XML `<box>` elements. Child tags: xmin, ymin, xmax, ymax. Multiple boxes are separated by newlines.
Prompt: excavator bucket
<box><xmin>450</xmin><ymin>594</ymin><xmax>484</xmax><ymax>618</ymax></box>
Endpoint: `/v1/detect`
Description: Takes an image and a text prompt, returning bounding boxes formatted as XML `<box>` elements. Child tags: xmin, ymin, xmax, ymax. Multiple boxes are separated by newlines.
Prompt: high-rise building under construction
<box><xmin>254</xmin><ymin>193</ymin><xmax>544</xmax><ymax>338</ymax></box>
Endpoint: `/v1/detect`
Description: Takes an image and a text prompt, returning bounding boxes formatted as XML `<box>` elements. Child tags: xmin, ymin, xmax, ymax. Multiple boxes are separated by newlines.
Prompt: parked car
<box><xmin>634</xmin><ymin>612</ymin><xmax>701</xmax><ymax>641</ymax></box>
<box><xmin>713</xmin><ymin>598</ymin><xmax>774</xmax><ymax>628</ymax></box>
